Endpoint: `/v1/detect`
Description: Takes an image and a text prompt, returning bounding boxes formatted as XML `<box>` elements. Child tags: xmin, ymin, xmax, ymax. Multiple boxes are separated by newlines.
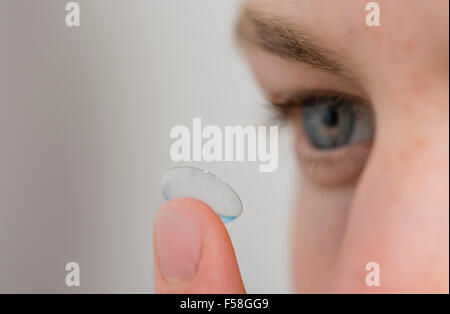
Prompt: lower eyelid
<box><xmin>296</xmin><ymin>140</ymin><xmax>372</xmax><ymax>186</ymax></box>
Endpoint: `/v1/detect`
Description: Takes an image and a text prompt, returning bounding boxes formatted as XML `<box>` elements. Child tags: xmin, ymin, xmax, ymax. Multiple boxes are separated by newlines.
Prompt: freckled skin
<box><xmin>243</xmin><ymin>0</ymin><xmax>449</xmax><ymax>292</ymax></box>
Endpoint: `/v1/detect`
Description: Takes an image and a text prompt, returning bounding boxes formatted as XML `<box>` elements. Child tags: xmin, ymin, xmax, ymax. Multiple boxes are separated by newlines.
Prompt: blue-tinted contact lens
<box><xmin>160</xmin><ymin>166</ymin><xmax>243</xmax><ymax>223</ymax></box>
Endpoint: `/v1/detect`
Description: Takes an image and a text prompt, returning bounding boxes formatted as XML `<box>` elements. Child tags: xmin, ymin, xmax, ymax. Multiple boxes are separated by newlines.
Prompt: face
<box><xmin>237</xmin><ymin>0</ymin><xmax>449</xmax><ymax>292</ymax></box>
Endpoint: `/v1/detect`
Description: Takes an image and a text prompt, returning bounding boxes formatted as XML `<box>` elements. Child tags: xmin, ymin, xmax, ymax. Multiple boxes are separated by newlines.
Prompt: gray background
<box><xmin>0</xmin><ymin>0</ymin><xmax>295</xmax><ymax>293</ymax></box>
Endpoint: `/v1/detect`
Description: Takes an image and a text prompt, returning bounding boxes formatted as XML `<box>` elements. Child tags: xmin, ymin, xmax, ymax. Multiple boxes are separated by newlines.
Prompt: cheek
<box><xmin>292</xmin><ymin>179</ymin><xmax>355</xmax><ymax>292</ymax></box>
<box><xmin>330</xmin><ymin>112</ymin><xmax>449</xmax><ymax>293</ymax></box>
<box><xmin>292</xmin><ymin>92</ymin><xmax>449</xmax><ymax>293</ymax></box>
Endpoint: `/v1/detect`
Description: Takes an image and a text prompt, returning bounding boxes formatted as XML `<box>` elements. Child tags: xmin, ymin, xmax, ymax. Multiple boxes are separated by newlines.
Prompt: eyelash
<box><xmin>269</xmin><ymin>89</ymin><xmax>369</xmax><ymax>121</ymax></box>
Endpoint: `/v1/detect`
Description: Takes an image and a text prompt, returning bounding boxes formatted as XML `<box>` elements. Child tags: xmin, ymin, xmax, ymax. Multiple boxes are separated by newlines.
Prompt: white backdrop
<box><xmin>0</xmin><ymin>0</ymin><xmax>295</xmax><ymax>293</ymax></box>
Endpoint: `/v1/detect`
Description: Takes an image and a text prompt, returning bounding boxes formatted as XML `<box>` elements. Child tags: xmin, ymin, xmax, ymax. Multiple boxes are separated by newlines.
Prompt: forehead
<box><xmin>241</xmin><ymin>0</ymin><xmax>448</xmax><ymax>93</ymax></box>
<box><xmin>244</xmin><ymin>0</ymin><xmax>364</xmax><ymax>31</ymax></box>
<box><xmin>243</xmin><ymin>0</ymin><xmax>448</xmax><ymax>45</ymax></box>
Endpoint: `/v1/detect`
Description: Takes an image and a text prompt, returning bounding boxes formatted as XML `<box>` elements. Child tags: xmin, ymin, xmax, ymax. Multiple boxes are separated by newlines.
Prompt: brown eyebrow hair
<box><xmin>235</xmin><ymin>8</ymin><xmax>354</xmax><ymax>80</ymax></box>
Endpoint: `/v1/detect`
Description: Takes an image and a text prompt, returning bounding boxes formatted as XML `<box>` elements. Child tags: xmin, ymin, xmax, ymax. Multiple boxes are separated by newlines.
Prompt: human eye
<box><xmin>272</xmin><ymin>90</ymin><xmax>375</xmax><ymax>186</ymax></box>
<box><xmin>299</xmin><ymin>94</ymin><xmax>374</xmax><ymax>150</ymax></box>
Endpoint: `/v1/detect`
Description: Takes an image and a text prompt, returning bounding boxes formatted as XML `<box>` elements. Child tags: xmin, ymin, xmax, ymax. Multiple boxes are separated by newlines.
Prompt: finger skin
<box><xmin>154</xmin><ymin>198</ymin><xmax>246</xmax><ymax>294</ymax></box>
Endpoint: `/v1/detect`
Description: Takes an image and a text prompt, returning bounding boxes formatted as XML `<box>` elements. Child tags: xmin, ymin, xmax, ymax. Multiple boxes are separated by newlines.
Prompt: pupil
<box><xmin>321</xmin><ymin>107</ymin><xmax>339</xmax><ymax>127</ymax></box>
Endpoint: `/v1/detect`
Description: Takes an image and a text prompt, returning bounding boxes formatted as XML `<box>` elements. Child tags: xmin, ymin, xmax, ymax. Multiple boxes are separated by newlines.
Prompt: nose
<box><xmin>332</xmin><ymin>91</ymin><xmax>449</xmax><ymax>293</ymax></box>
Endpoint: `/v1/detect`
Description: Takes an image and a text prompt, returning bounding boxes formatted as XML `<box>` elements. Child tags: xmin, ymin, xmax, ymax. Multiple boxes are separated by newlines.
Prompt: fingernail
<box><xmin>155</xmin><ymin>208</ymin><xmax>201</xmax><ymax>283</ymax></box>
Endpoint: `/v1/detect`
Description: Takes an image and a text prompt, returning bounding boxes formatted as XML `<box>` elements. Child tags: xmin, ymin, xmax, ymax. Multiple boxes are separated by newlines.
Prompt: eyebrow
<box><xmin>235</xmin><ymin>8</ymin><xmax>354</xmax><ymax>80</ymax></box>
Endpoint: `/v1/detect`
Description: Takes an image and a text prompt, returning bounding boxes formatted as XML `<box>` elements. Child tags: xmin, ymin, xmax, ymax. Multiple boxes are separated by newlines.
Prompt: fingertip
<box><xmin>154</xmin><ymin>198</ymin><xmax>245</xmax><ymax>293</ymax></box>
<box><xmin>159</xmin><ymin>198</ymin><xmax>226</xmax><ymax>232</ymax></box>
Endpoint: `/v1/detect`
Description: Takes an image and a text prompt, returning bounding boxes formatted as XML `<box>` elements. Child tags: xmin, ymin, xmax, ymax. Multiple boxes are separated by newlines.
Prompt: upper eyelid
<box><xmin>271</xmin><ymin>89</ymin><xmax>371</xmax><ymax>110</ymax></box>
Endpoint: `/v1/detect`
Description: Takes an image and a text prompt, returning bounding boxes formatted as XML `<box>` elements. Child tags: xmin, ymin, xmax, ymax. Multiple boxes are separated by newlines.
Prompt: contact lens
<box><xmin>160</xmin><ymin>166</ymin><xmax>243</xmax><ymax>223</ymax></box>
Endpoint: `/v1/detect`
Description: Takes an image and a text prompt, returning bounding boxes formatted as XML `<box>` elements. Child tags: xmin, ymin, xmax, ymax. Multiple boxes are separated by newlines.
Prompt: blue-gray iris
<box><xmin>301</xmin><ymin>98</ymin><xmax>356</xmax><ymax>149</ymax></box>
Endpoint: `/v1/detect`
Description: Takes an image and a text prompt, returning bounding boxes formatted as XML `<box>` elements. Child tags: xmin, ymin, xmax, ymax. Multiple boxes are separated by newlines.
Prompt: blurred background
<box><xmin>0</xmin><ymin>0</ymin><xmax>296</xmax><ymax>293</ymax></box>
